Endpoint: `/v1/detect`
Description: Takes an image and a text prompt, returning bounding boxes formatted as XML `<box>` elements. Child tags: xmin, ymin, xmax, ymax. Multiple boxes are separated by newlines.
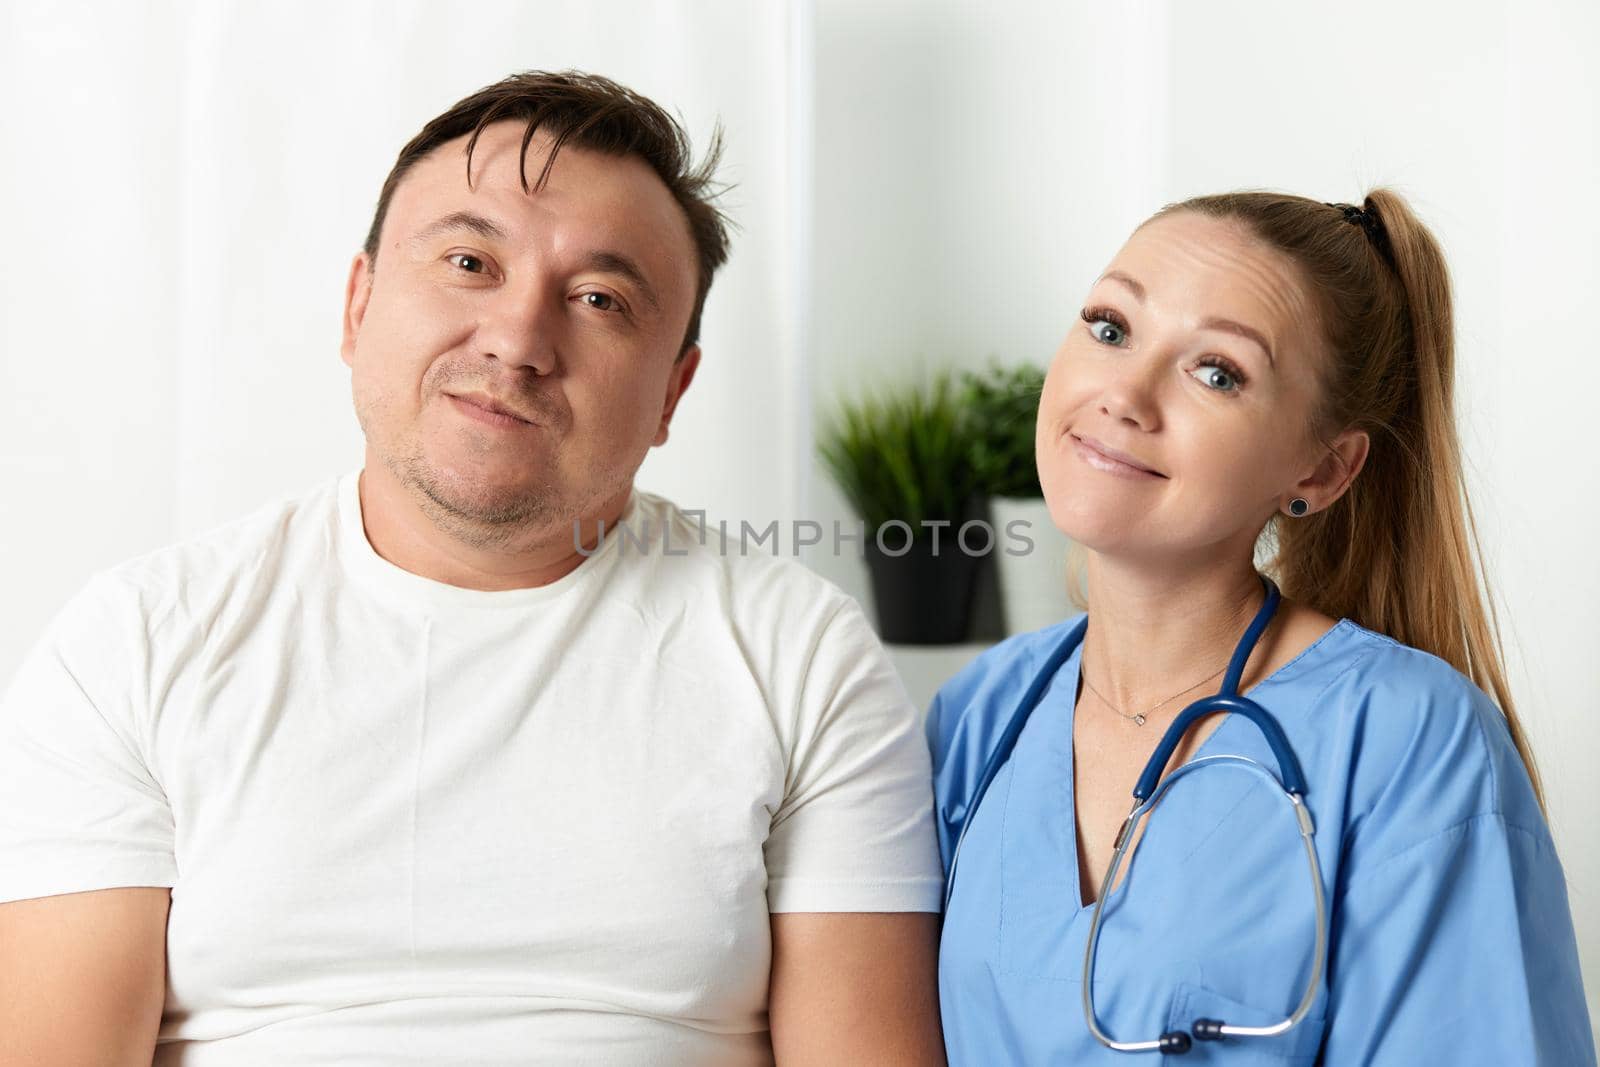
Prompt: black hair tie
<box><xmin>1325</xmin><ymin>200</ymin><xmax>1394</xmax><ymax>266</ymax></box>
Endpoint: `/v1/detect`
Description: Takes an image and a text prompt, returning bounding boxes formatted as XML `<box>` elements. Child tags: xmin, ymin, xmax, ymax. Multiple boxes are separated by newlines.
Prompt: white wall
<box><xmin>805</xmin><ymin>0</ymin><xmax>1173</xmax><ymax>594</ymax></box>
<box><xmin>811</xmin><ymin>0</ymin><xmax>1600</xmax><ymax>1029</ymax></box>
<box><xmin>0</xmin><ymin>0</ymin><xmax>812</xmax><ymax>676</ymax></box>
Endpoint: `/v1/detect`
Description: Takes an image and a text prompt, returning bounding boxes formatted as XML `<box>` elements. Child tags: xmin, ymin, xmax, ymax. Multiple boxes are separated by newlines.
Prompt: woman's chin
<box><xmin>1042</xmin><ymin>494</ymin><xmax>1144</xmax><ymax>551</ymax></box>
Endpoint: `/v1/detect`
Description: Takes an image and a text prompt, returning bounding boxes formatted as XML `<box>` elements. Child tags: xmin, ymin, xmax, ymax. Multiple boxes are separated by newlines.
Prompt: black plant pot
<box><xmin>864</xmin><ymin>509</ymin><xmax>988</xmax><ymax>645</ymax></box>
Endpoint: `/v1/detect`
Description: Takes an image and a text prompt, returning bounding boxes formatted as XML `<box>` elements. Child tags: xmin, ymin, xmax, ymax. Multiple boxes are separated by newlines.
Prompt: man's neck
<box><xmin>356</xmin><ymin>465</ymin><xmax>628</xmax><ymax>592</ymax></box>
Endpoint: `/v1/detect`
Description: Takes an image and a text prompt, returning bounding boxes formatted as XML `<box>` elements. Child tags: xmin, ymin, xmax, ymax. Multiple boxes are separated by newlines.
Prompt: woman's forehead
<box><xmin>1105</xmin><ymin>212</ymin><xmax>1317</xmax><ymax>340</ymax></box>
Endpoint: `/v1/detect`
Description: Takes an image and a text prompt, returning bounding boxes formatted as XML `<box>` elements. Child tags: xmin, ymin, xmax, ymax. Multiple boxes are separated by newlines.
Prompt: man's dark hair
<box><xmin>363</xmin><ymin>70</ymin><xmax>732</xmax><ymax>356</ymax></box>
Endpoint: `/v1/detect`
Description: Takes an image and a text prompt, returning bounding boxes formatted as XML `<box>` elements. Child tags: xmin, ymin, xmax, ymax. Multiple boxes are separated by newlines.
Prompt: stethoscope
<box><xmin>942</xmin><ymin>575</ymin><xmax>1328</xmax><ymax>1056</ymax></box>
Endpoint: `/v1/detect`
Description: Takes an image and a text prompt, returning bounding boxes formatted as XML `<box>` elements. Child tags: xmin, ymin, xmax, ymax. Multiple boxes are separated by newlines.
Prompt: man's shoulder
<box><xmin>93</xmin><ymin>474</ymin><xmax>345</xmax><ymax>615</ymax></box>
<box><xmin>624</xmin><ymin>491</ymin><xmax>857</xmax><ymax>613</ymax></box>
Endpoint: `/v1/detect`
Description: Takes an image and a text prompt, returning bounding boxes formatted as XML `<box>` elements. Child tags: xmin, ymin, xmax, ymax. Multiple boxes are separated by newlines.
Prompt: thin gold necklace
<box><xmin>1080</xmin><ymin>597</ymin><xmax>1271</xmax><ymax>726</ymax></box>
<box><xmin>1075</xmin><ymin>588</ymin><xmax>1273</xmax><ymax>729</ymax></box>
<box><xmin>1080</xmin><ymin>661</ymin><xmax>1229</xmax><ymax>727</ymax></box>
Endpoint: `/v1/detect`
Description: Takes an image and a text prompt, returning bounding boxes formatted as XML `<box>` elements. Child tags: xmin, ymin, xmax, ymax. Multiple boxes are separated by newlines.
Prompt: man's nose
<box><xmin>475</xmin><ymin>287</ymin><xmax>560</xmax><ymax>375</ymax></box>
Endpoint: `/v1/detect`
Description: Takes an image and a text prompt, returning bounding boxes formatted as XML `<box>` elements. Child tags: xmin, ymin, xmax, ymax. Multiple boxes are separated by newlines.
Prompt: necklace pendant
<box><xmin>1134</xmin><ymin>714</ymin><xmax>1146</xmax><ymax>726</ymax></box>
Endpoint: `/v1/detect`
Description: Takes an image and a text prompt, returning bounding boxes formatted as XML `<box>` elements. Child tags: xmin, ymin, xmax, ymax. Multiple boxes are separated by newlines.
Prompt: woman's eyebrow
<box><xmin>1199</xmin><ymin>317</ymin><xmax>1276</xmax><ymax>368</ymax></box>
<box><xmin>1100</xmin><ymin>269</ymin><xmax>1276</xmax><ymax>368</ymax></box>
<box><xmin>1101</xmin><ymin>270</ymin><xmax>1146</xmax><ymax>301</ymax></box>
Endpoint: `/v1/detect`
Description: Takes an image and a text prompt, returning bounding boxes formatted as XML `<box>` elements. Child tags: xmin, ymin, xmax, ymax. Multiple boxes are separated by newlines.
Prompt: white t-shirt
<box><xmin>0</xmin><ymin>471</ymin><xmax>942</xmax><ymax>1065</ymax></box>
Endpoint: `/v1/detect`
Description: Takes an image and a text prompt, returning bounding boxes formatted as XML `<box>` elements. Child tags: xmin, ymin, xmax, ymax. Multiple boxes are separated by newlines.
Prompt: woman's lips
<box><xmin>1070</xmin><ymin>434</ymin><xmax>1165</xmax><ymax>479</ymax></box>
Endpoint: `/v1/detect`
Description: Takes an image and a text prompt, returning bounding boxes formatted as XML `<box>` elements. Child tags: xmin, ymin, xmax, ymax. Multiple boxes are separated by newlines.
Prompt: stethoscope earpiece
<box><xmin>1156</xmin><ymin>1019</ymin><xmax>1224</xmax><ymax>1055</ymax></box>
<box><xmin>1158</xmin><ymin>1030</ymin><xmax>1193</xmax><ymax>1054</ymax></box>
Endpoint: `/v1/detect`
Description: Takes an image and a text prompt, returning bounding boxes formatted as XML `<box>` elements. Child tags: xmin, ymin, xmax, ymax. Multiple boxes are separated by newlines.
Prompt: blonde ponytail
<box><xmin>1156</xmin><ymin>189</ymin><xmax>1544</xmax><ymax>809</ymax></box>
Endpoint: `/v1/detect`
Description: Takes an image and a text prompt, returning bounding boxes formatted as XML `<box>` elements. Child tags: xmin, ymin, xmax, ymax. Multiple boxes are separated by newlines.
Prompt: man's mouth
<box><xmin>447</xmin><ymin>391</ymin><xmax>538</xmax><ymax>428</ymax></box>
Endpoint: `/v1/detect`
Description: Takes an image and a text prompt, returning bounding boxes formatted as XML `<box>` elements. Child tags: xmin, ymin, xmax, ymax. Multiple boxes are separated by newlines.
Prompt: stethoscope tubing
<box><xmin>942</xmin><ymin>575</ymin><xmax>1330</xmax><ymax>1055</ymax></box>
<box><xmin>1080</xmin><ymin>755</ymin><xmax>1329</xmax><ymax>1052</ymax></box>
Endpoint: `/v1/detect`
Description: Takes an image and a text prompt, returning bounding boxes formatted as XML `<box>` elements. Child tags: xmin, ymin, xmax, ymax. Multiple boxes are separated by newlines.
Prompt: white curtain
<box><xmin>0</xmin><ymin>0</ymin><xmax>813</xmax><ymax>674</ymax></box>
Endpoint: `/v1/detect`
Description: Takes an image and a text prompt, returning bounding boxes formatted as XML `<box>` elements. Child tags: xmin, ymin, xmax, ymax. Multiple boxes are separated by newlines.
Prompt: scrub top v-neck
<box><xmin>928</xmin><ymin>616</ymin><xmax>1595</xmax><ymax>1065</ymax></box>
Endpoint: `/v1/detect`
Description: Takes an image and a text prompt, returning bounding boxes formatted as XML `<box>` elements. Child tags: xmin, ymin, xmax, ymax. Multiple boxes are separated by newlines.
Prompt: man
<box><xmin>0</xmin><ymin>72</ymin><xmax>943</xmax><ymax>1065</ymax></box>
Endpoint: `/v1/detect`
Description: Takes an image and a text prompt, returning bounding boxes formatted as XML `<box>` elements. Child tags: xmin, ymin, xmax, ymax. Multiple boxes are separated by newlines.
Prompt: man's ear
<box><xmin>1293</xmin><ymin>427</ymin><xmax>1370</xmax><ymax>513</ymax></box>
<box><xmin>339</xmin><ymin>252</ymin><xmax>374</xmax><ymax>369</ymax></box>
<box><xmin>652</xmin><ymin>344</ymin><xmax>701</xmax><ymax>447</ymax></box>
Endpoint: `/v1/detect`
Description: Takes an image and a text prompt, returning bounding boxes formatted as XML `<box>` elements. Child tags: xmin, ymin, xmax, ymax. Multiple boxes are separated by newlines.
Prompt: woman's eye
<box><xmin>1190</xmin><ymin>362</ymin><xmax>1241</xmax><ymax>392</ymax></box>
<box><xmin>579</xmin><ymin>292</ymin><xmax>622</xmax><ymax>313</ymax></box>
<box><xmin>1080</xmin><ymin>308</ymin><xmax>1129</xmax><ymax>346</ymax></box>
<box><xmin>448</xmin><ymin>253</ymin><xmax>487</xmax><ymax>274</ymax></box>
<box><xmin>1089</xmin><ymin>320</ymin><xmax>1126</xmax><ymax>346</ymax></box>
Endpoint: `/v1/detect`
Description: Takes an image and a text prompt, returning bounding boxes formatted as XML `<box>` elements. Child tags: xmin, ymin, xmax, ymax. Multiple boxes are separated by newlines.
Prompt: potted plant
<box><xmin>962</xmin><ymin>361</ymin><xmax>1076</xmax><ymax>634</ymax></box>
<box><xmin>819</xmin><ymin>372</ymin><xmax>986</xmax><ymax>644</ymax></box>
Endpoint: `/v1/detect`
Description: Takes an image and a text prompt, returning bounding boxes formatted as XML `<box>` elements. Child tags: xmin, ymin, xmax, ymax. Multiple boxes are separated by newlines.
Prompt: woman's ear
<box><xmin>1293</xmin><ymin>428</ymin><xmax>1370</xmax><ymax>512</ymax></box>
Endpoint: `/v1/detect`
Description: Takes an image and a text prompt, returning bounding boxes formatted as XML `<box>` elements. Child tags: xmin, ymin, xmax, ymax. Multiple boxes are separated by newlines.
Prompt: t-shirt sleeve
<box><xmin>0</xmin><ymin>573</ymin><xmax>177</xmax><ymax>903</ymax></box>
<box><xmin>763</xmin><ymin>599</ymin><xmax>943</xmax><ymax>913</ymax></box>
<box><xmin>923</xmin><ymin>688</ymin><xmax>957</xmax><ymax>876</ymax></box>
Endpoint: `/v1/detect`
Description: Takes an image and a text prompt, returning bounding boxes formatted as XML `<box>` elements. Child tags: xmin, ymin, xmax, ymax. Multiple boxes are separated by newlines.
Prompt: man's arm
<box><xmin>769</xmin><ymin>911</ymin><xmax>944</xmax><ymax>1066</ymax></box>
<box><xmin>0</xmin><ymin>887</ymin><xmax>170</xmax><ymax>1067</ymax></box>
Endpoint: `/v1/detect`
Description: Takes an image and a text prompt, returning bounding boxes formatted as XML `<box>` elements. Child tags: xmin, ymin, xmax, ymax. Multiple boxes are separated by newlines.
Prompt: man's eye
<box><xmin>579</xmin><ymin>292</ymin><xmax>622</xmax><ymax>313</ymax></box>
<box><xmin>448</xmin><ymin>254</ymin><xmax>487</xmax><ymax>274</ymax></box>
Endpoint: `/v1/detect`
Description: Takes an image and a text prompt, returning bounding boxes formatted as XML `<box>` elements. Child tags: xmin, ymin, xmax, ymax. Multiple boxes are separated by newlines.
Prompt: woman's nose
<box><xmin>1096</xmin><ymin>355</ymin><xmax>1163</xmax><ymax>432</ymax></box>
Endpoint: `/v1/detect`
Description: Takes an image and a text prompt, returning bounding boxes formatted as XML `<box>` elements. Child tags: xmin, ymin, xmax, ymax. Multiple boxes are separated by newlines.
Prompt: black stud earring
<box><xmin>1288</xmin><ymin>498</ymin><xmax>1310</xmax><ymax>517</ymax></box>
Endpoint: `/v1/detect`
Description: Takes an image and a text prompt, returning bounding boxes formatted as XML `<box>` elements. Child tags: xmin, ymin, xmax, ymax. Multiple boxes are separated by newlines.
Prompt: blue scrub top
<box><xmin>928</xmin><ymin>615</ymin><xmax>1595</xmax><ymax>1065</ymax></box>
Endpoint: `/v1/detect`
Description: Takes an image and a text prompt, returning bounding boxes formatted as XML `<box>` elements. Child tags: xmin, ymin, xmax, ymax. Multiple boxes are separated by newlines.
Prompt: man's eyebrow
<box><xmin>409</xmin><ymin>211</ymin><xmax>511</xmax><ymax>246</ymax></box>
<box><xmin>584</xmin><ymin>250</ymin><xmax>660</xmax><ymax>314</ymax></box>
<box><xmin>1199</xmin><ymin>316</ymin><xmax>1276</xmax><ymax>368</ymax></box>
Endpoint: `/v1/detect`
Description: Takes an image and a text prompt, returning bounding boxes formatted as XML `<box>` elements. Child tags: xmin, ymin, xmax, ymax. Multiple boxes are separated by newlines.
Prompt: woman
<box><xmin>928</xmin><ymin>190</ymin><xmax>1595</xmax><ymax>1064</ymax></box>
